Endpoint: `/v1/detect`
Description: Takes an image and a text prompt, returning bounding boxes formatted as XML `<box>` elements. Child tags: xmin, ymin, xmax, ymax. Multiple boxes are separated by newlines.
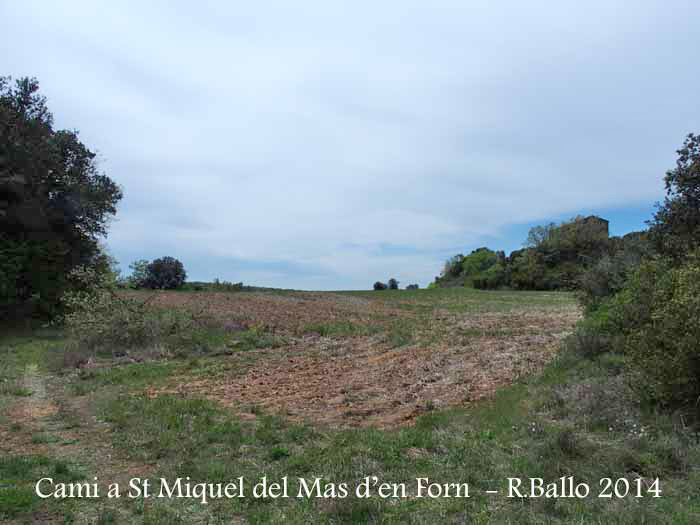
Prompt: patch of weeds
<box><xmin>385</xmin><ymin>319</ymin><xmax>414</xmax><ymax>348</ymax></box>
<box><xmin>101</xmin><ymin>394</ymin><xmax>221</xmax><ymax>461</ymax></box>
<box><xmin>248</xmin><ymin>404</ymin><xmax>263</xmax><ymax>415</ymax></box>
<box><xmin>72</xmin><ymin>361</ymin><xmax>179</xmax><ymax>394</ymax></box>
<box><xmin>0</xmin><ymin>379</ymin><xmax>32</xmax><ymax>397</ymax></box>
<box><xmin>254</xmin><ymin>415</ymin><xmax>286</xmax><ymax>446</ymax></box>
<box><xmin>302</xmin><ymin>320</ymin><xmax>378</xmax><ymax>338</ymax></box>
<box><xmin>142</xmin><ymin>504</ymin><xmax>186</xmax><ymax>525</ymax></box>
<box><xmin>554</xmin><ymin>427</ymin><xmax>585</xmax><ymax>458</ymax></box>
<box><xmin>326</xmin><ymin>497</ymin><xmax>384</xmax><ymax>524</ymax></box>
<box><xmin>0</xmin><ymin>487</ymin><xmax>35</xmax><ymax>519</ymax></box>
<box><xmin>0</xmin><ymin>456</ymin><xmax>83</xmax><ymax>519</ymax></box>
<box><xmin>230</xmin><ymin>326</ymin><xmax>287</xmax><ymax>351</ymax></box>
<box><xmin>96</xmin><ymin>508</ymin><xmax>119</xmax><ymax>525</ymax></box>
<box><xmin>268</xmin><ymin>446</ymin><xmax>290</xmax><ymax>461</ymax></box>
<box><xmin>31</xmin><ymin>433</ymin><xmax>59</xmax><ymax>444</ymax></box>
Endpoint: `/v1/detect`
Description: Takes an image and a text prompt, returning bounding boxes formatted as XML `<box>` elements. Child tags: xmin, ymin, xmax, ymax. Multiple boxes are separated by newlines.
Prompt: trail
<box><xmin>1</xmin><ymin>362</ymin><xmax>152</xmax><ymax>523</ymax></box>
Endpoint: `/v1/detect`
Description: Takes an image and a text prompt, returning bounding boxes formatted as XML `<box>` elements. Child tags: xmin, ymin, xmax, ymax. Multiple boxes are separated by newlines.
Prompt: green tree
<box><xmin>144</xmin><ymin>257</ymin><xmax>187</xmax><ymax>289</ymax></box>
<box><xmin>649</xmin><ymin>133</ymin><xmax>700</xmax><ymax>259</ymax></box>
<box><xmin>128</xmin><ymin>259</ymin><xmax>150</xmax><ymax>288</ymax></box>
<box><xmin>0</xmin><ymin>76</ymin><xmax>122</xmax><ymax>316</ymax></box>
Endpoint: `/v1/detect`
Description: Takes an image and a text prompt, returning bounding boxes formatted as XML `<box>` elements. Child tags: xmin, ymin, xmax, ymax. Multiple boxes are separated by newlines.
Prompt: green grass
<box><xmin>0</xmin><ymin>455</ymin><xmax>84</xmax><ymax>519</ymax></box>
<box><xmin>71</xmin><ymin>361</ymin><xmax>180</xmax><ymax>395</ymax></box>
<box><xmin>301</xmin><ymin>320</ymin><xmax>380</xmax><ymax>338</ymax></box>
<box><xmin>90</xmin><ymin>347</ymin><xmax>699</xmax><ymax>523</ymax></box>
<box><xmin>342</xmin><ymin>286</ymin><xmax>576</xmax><ymax>311</ymax></box>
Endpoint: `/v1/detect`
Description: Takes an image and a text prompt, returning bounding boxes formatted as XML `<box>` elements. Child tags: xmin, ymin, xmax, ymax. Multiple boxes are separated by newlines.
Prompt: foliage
<box><xmin>441</xmin><ymin>254</ymin><xmax>464</xmax><ymax>279</ymax></box>
<box><xmin>524</xmin><ymin>222</ymin><xmax>557</xmax><ymax>249</ymax></box>
<box><xmin>608</xmin><ymin>255</ymin><xmax>700</xmax><ymax>408</ymax></box>
<box><xmin>144</xmin><ymin>256</ymin><xmax>187</xmax><ymax>289</ymax></box>
<box><xmin>433</xmin><ymin>216</ymin><xmax>610</xmax><ymax>291</ymax></box>
<box><xmin>61</xmin><ymin>266</ymin><xmax>197</xmax><ymax>355</ymax></box>
<box><xmin>0</xmin><ymin>76</ymin><xmax>121</xmax><ymax>317</ymax></box>
<box><xmin>405</xmin><ymin>283</ymin><xmax>419</xmax><ymax>290</ymax></box>
<box><xmin>373</xmin><ymin>281</ymin><xmax>387</xmax><ymax>290</ymax></box>
<box><xmin>649</xmin><ymin>133</ymin><xmax>700</xmax><ymax>259</ymax></box>
<box><xmin>577</xmin><ymin>231</ymin><xmax>653</xmax><ymax>311</ymax></box>
<box><xmin>387</xmin><ymin>278</ymin><xmax>399</xmax><ymax>290</ymax></box>
<box><xmin>127</xmin><ymin>259</ymin><xmax>149</xmax><ymax>288</ymax></box>
<box><xmin>569</xmin><ymin>134</ymin><xmax>700</xmax><ymax>415</ymax></box>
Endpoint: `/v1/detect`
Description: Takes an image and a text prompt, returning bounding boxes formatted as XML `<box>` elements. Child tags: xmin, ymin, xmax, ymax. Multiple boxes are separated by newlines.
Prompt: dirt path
<box><xmin>2</xmin><ymin>362</ymin><xmax>152</xmax><ymax>523</ymax></box>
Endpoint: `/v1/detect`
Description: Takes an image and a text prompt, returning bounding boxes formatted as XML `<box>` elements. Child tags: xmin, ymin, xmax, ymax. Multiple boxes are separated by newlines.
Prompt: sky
<box><xmin>2</xmin><ymin>1</ymin><xmax>699</xmax><ymax>289</ymax></box>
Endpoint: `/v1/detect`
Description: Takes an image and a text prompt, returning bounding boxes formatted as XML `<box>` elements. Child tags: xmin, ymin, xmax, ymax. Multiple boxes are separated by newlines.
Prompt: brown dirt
<box><xmin>151</xmin><ymin>293</ymin><xmax>580</xmax><ymax>428</ymax></box>
<box><xmin>138</xmin><ymin>290</ymin><xmax>402</xmax><ymax>333</ymax></box>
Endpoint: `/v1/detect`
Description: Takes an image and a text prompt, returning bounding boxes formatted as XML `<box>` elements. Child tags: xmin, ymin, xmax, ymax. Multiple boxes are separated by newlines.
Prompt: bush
<box><xmin>577</xmin><ymin>232</ymin><xmax>653</xmax><ymax>311</ymax></box>
<box><xmin>144</xmin><ymin>257</ymin><xmax>187</xmax><ymax>289</ymax></box>
<box><xmin>565</xmin><ymin>305</ymin><xmax>618</xmax><ymax>359</ymax></box>
<box><xmin>126</xmin><ymin>259</ymin><xmax>149</xmax><ymax>288</ymax></box>
<box><xmin>405</xmin><ymin>284</ymin><xmax>419</xmax><ymax>290</ymax></box>
<box><xmin>388</xmin><ymin>278</ymin><xmax>399</xmax><ymax>290</ymax></box>
<box><xmin>60</xmin><ymin>266</ymin><xmax>198</xmax><ymax>356</ymax></box>
<box><xmin>612</xmin><ymin>254</ymin><xmax>700</xmax><ymax>408</ymax></box>
<box><xmin>472</xmin><ymin>262</ymin><xmax>507</xmax><ymax>289</ymax></box>
<box><xmin>373</xmin><ymin>281</ymin><xmax>387</xmax><ymax>291</ymax></box>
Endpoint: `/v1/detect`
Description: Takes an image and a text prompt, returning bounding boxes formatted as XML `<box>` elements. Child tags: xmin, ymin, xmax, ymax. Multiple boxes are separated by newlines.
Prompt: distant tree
<box><xmin>442</xmin><ymin>254</ymin><xmax>463</xmax><ymax>278</ymax></box>
<box><xmin>144</xmin><ymin>257</ymin><xmax>186</xmax><ymax>289</ymax></box>
<box><xmin>388</xmin><ymin>278</ymin><xmax>399</xmax><ymax>290</ymax></box>
<box><xmin>649</xmin><ymin>133</ymin><xmax>700</xmax><ymax>259</ymax></box>
<box><xmin>373</xmin><ymin>281</ymin><xmax>387</xmax><ymax>290</ymax></box>
<box><xmin>524</xmin><ymin>222</ymin><xmax>558</xmax><ymax>249</ymax></box>
<box><xmin>0</xmin><ymin>76</ymin><xmax>122</xmax><ymax>316</ymax></box>
<box><xmin>406</xmin><ymin>284</ymin><xmax>419</xmax><ymax>290</ymax></box>
<box><xmin>127</xmin><ymin>259</ymin><xmax>149</xmax><ymax>288</ymax></box>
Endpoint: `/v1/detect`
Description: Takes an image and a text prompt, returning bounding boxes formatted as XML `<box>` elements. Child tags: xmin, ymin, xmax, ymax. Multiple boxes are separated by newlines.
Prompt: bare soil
<box><xmin>150</xmin><ymin>292</ymin><xmax>580</xmax><ymax>428</ymax></box>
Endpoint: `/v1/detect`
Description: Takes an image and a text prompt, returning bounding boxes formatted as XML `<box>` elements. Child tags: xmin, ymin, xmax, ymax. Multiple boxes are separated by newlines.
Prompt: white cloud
<box><xmin>2</xmin><ymin>0</ymin><xmax>698</xmax><ymax>288</ymax></box>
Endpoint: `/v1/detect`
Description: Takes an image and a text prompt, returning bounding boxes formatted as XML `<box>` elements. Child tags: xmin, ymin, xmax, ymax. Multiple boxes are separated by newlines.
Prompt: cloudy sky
<box><xmin>3</xmin><ymin>1</ymin><xmax>699</xmax><ymax>289</ymax></box>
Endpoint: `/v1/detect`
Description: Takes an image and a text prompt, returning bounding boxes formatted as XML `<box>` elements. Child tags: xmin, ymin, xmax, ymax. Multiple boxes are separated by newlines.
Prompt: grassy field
<box><xmin>1</xmin><ymin>287</ymin><xmax>699</xmax><ymax>523</ymax></box>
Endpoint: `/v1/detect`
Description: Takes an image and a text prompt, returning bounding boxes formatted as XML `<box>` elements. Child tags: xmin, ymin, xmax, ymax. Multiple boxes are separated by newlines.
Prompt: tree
<box><xmin>525</xmin><ymin>223</ymin><xmax>557</xmax><ymax>249</ymax></box>
<box><xmin>128</xmin><ymin>259</ymin><xmax>149</xmax><ymax>288</ymax></box>
<box><xmin>388</xmin><ymin>278</ymin><xmax>399</xmax><ymax>290</ymax></box>
<box><xmin>442</xmin><ymin>254</ymin><xmax>463</xmax><ymax>278</ymax></box>
<box><xmin>649</xmin><ymin>133</ymin><xmax>700</xmax><ymax>259</ymax></box>
<box><xmin>406</xmin><ymin>284</ymin><xmax>419</xmax><ymax>290</ymax></box>
<box><xmin>373</xmin><ymin>281</ymin><xmax>387</xmax><ymax>290</ymax></box>
<box><xmin>0</xmin><ymin>76</ymin><xmax>122</xmax><ymax>316</ymax></box>
<box><xmin>144</xmin><ymin>257</ymin><xmax>186</xmax><ymax>289</ymax></box>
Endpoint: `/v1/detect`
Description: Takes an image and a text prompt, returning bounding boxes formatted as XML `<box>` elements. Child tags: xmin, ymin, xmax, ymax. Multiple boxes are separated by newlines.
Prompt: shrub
<box><xmin>127</xmin><ymin>259</ymin><xmax>149</xmax><ymax>288</ymax></box>
<box><xmin>613</xmin><ymin>254</ymin><xmax>700</xmax><ymax>408</ymax></box>
<box><xmin>61</xmin><ymin>266</ymin><xmax>198</xmax><ymax>356</ymax></box>
<box><xmin>577</xmin><ymin>232</ymin><xmax>653</xmax><ymax>311</ymax></box>
<box><xmin>144</xmin><ymin>257</ymin><xmax>187</xmax><ymax>289</ymax></box>
<box><xmin>373</xmin><ymin>281</ymin><xmax>387</xmax><ymax>291</ymax></box>
<box><xmin>405</xmin><ymin>284</ymin><xmax>419</xmax><ymax>290</ymax></box>
<box><xmin>472</xmin><ymin>262</ymin><xmax>507</xmax><ymax>289</ymax></box>
<box><xmin>388</xmin><ymin>278</ymin><xmax>399</xmax><ymax>290</ymax></box>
